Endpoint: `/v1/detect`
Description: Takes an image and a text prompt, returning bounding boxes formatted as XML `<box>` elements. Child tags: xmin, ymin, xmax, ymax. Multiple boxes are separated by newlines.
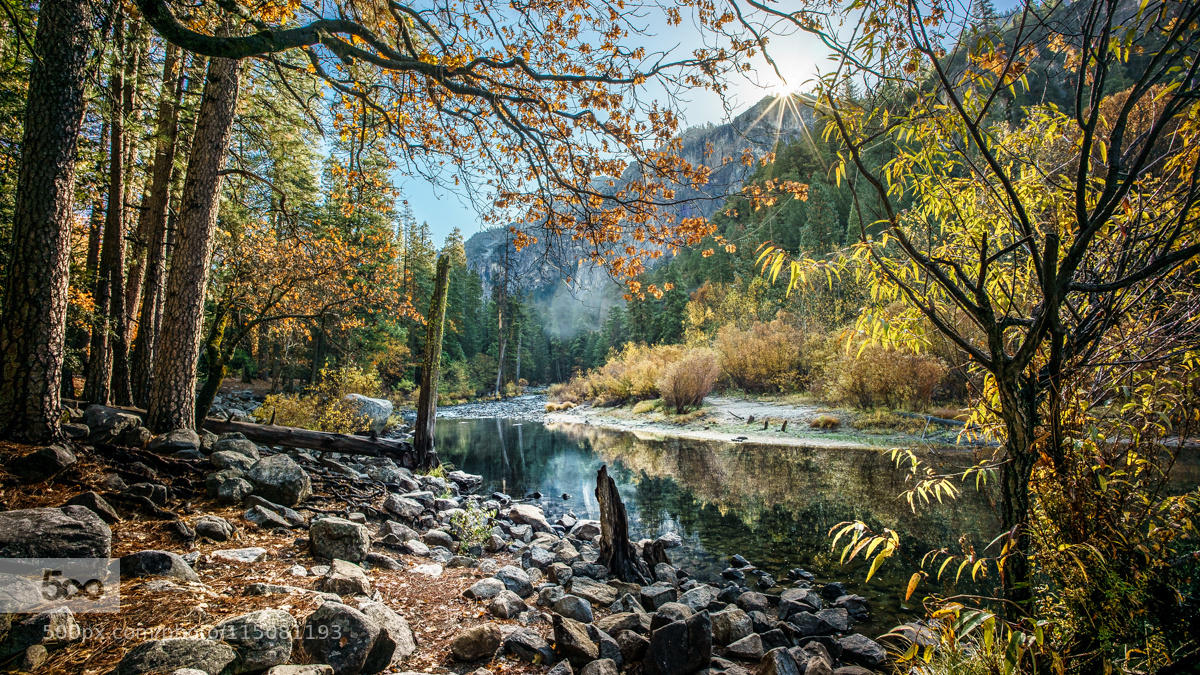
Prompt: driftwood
<box><xmin>595</xmin><ymin>464</ymin><xmax>651</xmax><ymax>583</ymax></box>
<box><xmin>201</xmin><ymin>418</ymin><xmax>417</xmax><ymax>463</ymax></box>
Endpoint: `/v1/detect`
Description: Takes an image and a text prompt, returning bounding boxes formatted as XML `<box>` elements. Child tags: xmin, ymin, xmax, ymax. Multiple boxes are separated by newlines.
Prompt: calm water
<box><xmin>435</xmin><ymin>417</ymin><xmax>1010</xmax><ymax>634</ymax></box>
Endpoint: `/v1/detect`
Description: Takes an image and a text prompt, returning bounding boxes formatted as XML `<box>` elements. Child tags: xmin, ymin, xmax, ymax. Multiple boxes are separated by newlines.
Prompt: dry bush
<box><xmin>550</xmin><ymin>343</ymin><xmax>687</xmax><ymax>406</ymax></box>
<box><xmin>657</xmin><ymin>348</ymin><xmax>720</xmax><ymax>413</ymax></box>
<box><xmin>631</xmin><ymin>399</ymin><xmax>659</xmax><ymax>415</ymax></box>
<box><xmin>253</xmin><ymin>365</ymin><xmax>384</xmax><ymax>432</ymax></box>
<box><xmin>810</xmin><ymin>414</ymin><xmax>841</xmax><ymax>429</ymax></box>
<box><xmin>714</xmin><ymin>318</ymin><xmax>809</xmax><ymax>392</ymax></box>
<box><xmin>820</xmin><ymin>339</ymin><xmax>949</xmax><ymax>409</ymax></box>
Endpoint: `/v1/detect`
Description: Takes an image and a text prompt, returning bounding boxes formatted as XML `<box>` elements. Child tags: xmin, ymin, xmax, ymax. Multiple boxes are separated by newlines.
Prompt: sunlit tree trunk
<box><xmin>146</xmin><ymin>56</ymin><xmax>240</xmax><ymax>432</ymax></box>
<box><xmin>0</xmin><ymin>0</ymin><xmax>95</xmax><ymax>441</ymax></box>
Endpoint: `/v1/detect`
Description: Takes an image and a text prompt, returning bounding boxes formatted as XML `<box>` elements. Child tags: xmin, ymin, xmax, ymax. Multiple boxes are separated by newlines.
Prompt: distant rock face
<box><xmin>340</xmin><ymin>394</ymin><xmax>393</xmax><ymax>433</ymax></box>
<box><xmin>0</xmin><ymin>506</ymin><xmax>111</xmax><ymax>558</ymax></box>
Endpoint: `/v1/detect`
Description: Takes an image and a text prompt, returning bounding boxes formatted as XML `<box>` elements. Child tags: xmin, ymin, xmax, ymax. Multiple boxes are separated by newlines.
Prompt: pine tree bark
<box><xmin>413</xmin><ymin>254</ymin><xmax>451</xmax><ymax>469</ymax></box>
<box><xmin>63</xmin><ymin>121</ymin><xmax>110</xmax><ymax>399</ymax></box>
<box><xmin>0</xmin><ymin>0</ymin><xmax>96</xmax><ymax>442</ymax></box>
<box><xmin>146</xmin><ymin>56</ymin><xmax>240</xmax><ymax>433</ymax></box>
<box><xmin>85</xmin><ymin>11</ymin><xmax>132</xmax><ymax>405</ymax></box>
<box><xmin>130</xmin><ymin>44</ymin><xmax>185</xmax><ymax>405</ymax></box>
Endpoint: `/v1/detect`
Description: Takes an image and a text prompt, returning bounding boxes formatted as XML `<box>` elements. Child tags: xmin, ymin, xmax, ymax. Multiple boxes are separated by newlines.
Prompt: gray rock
<box><xmin>64</xmin><ymin>491</ymin><xmax>120</xmax><ymax>523</ymax></box>
<box><xmin>464</xmin><ymin>577</ymin><xmax>506</xmax><ymax>601</ymax></box>
<box><xmin>640</xmin><ymin>582</ymin><xmax>677</xmax><ymax>610</ymax></box>
<box><xmin>148</xmin><ymin>429</ymin><xmax>200</xmax><ymax>454</ymax></box>
<box><xmin>651</xmin><ymin>603</ymin><xmax>693</xmax><ymax>631</ymax></box>
<box><xmin>364</xmin><ymin>552</ymin><xmax>403</xmax><ymax>571</ymax></box>
<box><xmin>553</xmin><ymin>614</ymin><xmax>599</xmax><ymax>667</ymax></box>
<box><xmin>837</xmin><ymin>634</ymin><xmax>886</xmax><ymax>668</ymax></box>
<box><xmin>596</xmin><ymin>612</ymin><xmax>648</xmax><ymax>635</ymax></box>
<box><xmin>246</xmin><ymin>495</ymin><xmax>306</xmax><ymax>527</ymax></box>
<box><xmin>509</xmin><ymin>504</ymin><xmax>554</xmax><ymax>533</ymax></box>
<box><xmin>581</xmin><ymin>658</ymin><xmax>618</xmax><ymax>675</ymax></box>
<box><xmin>341</xmin><ymin>394</ymin><xmax>393</xmax><ymax>433</ymax></box>
<box><xmin>0</xmin><ymin>506</ymin><xmax>111</xmax><ymax>558</ymax></box>
<box><xmin>724</xmin><ymin>633</ymin><xmax>764</xmax><ymax>661</ymax></box>
<box><xmin>7</xmin><ymin>444</ymin><xmax>76</xmax><ymax>482</ymax></box>
<box><xmin>678</xmin><ymin>585</ymin><xmax>718</xmax><ymax>612</ymax></box>
<box><xmin>265</xmin><ymin>667</ymin><xmax>333</xmax><ymax>675</ymax></box>
<box><xmin>711</xmin><ymin>607</ymin><xmax>752</xmax><ymax>645</ymax></box>
<box><xmin>206</xmin><ymin>469</ymin><xmax>253</xmax><ymax>504</ymax></box>
<box><xmin>213</xmin><ymin>547</ymin><xmax>267</xmax><ymax>563</ymax></box>
<box><xmin>422</xmin><ymin>529</ymin><xmax>454</xmax><ymax>549</ymax></box>
<box><xmin>300</xmin><ymin>602</ymin><xmax>381</xmax><ymax>675</ymax></box>
<box><xmin>503</xmin><ymin>627</ymin><xmax>553</xmax><ymax>663</ymax></box>
<box><xmin>319</xmin><ymin>559</ymin><xmax>372</xmax><ymax>596</ymax></box>
<box><xmin>383</xmin><ymin>495</ymin><xmax>424</xmax><ymax>521</ymax></box>
<box><xmin>570</xmin><ymin>520</ymin><xmax>601</xmax><ymax>540</ymax></box>
<box><xmin>615</xmin><ymin>629</ymin><xmax>650</xmax><ymax>664</ymax></box>
<box><xmin>210</xmin><ymin>609</ymin><xmax>296</xmax><ymax>673</ymax></box>
<box><xmin>450</xmin><ymin>623</ymin><xmax>501</xmax><ymax>662</ymax></box>
<box><xmin>570</xmin><ymin>577</ymin><xmax>618</xmax><ymax>606</ymax></box>
<box><xmin>84</xmin><ymin>405</ymin><xmax>142</xmax><ymax>443</ymax></box>
<box><xmin>211</xmin><ymin>450</ymin><xmax>256</xmax><ymax>472</ymax></box>
<box><xmin>121</xmin><ymin>550</ymin><xmax>199</xmax><ymax>582</ymax></box>
<box><xmin>834</xmin><ymin>594</ymin><xmax>870</xmax><ymax>622</ymax></box>
<box><xmin>245</xmin><ymin>505</ymin><xmax>292</xmax><ymax>529</ymax></box>
<box><xmin>736</xmin><ymin>591</ymin><xmax>771</xmax><ymax>615</ymax></box>
<box><xmin>488</xmin><ymin>590</ymin><xmax>528</xmax><ymax>619</ymax></box>
<box><xmin>247</xmin><ymin>455</ymin><xmax>311</xmax><ymax>506</ymax></box>
<box><xmin>758</xmin><ymin>647</ymin><xmax>801</xmax><ymax>675</ymax></box>
<box><xmin>358</xmin><ymin>600</ymin><xmax>416</xmax><ymax>671</ymax></box>
<box><xmin>494</xmin><ymin>565</ymin><xmax>533</xmax><ymax>598</ymax></box>
<box><xmin>552</xmin><ymin>594</ymin><xmax>594</xmax><ymax>623</ymax></box>
<box><xmin>212</xmin><ymin>437</ymin><xmax>261</xmax><ymax>460</ymax></box>
<box><xmin>112</xmin><ymin>638</ymin><xmax>237</xmax><ymax>675</ymax></box>
<box><xmin>814</xmin><ymin>608</ymin><xmax>853</xmax><ymax>633</ymax></box>
<box><xmin>0</xmin><ymin>607</ymin><xmax>80</xmax><ymax>661</ymax></box>
<box><xmin>193</xmin><ymin>515</ymin><xmax>234</xmax><ymax>541</ymax></box>
<box><xmin>644</xmin><ymin>610</ymin><xmax>712</xmax><ymax>675</ymax></box>
<box><xmin>310</xmin><ymin>517</ymin><xmax>370</xmax><ymax>562</ymax></box>
<box><xmin>522</xmin><ymin>545</ymin><xmax>556</xmax><ymax>570</ymax></box>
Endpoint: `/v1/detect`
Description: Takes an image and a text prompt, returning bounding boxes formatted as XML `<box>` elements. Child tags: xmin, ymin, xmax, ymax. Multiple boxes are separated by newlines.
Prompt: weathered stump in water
<box><xmin>595</xmin><ymin>464</ymin><xmax>651</xmax><ymax>583</ymax></box>
<box><xmin>413</xmin><ymin>254</ymin><xmax>450</xmax><ymax>470</ymax></box>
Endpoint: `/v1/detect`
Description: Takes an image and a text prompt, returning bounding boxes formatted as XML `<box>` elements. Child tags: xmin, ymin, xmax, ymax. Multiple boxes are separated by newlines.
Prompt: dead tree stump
<box><xmin>595</xmin><ymin>464</ymin><xmax>651</xmax><ymax>583</ymax></box>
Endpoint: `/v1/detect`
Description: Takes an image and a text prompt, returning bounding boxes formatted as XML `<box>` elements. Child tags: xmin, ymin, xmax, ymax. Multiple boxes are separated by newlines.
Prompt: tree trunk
<box><xmin>146</xmin><ymin>56</ymin><xmax>240</xmax><ymax>433</ymax></box>
<box><xmin>595</xmin><ymin>464</ymin><xmax>651</xmax><ymax>583</ymax></box>
<box><xmin>413</xmin><ymin>254</ymin><xmax>451</xmax><ymax>469</ymax></box>
<box><xmin>996</xmin><ymin>374</ymin><xmax>1039</xmax><ymax>617</ymax></box>
<box><xmin>85</xmin><ymin>11</ymin><xmax>132</xmax><ymax>405</ymax></box>
<box><xmin>0</xmin><ymin>0</ymin><xmax>96</xmax><ymax>442</ymax></box>
<box><xmin>494</xmin><ymin>303</ymin><xmax>506</xmax><ymax>397</ymax></box>
<box><xmin>193</xmin><ymin>310</ymin><xmax>230</xmax><ymax>423</ymax></box>
<box><xmin>130</xmin><ymin>45</ymin><xmax>185</xmax><ymax>405</ymax></box>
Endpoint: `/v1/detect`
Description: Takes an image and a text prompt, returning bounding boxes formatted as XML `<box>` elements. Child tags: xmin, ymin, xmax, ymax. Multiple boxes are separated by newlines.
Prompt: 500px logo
<box><xmin>0</xmin><ymin>558</ymin><xmax>121</xmax><ymax>613</ymax></box>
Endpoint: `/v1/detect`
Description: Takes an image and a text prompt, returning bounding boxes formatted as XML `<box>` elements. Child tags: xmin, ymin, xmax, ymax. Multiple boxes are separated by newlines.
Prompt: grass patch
<box><xmin>810</xmin><ymin>414</ymin><xmax>842</xmax><ymax>429</ymax></box>
<box><xmin>631</xmin><ymin>399</ymin><xmax>661</xmax><ymax>415</ymax></box>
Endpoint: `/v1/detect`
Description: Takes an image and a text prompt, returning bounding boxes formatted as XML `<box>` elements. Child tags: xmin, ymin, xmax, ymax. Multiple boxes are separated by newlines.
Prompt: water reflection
<box><xmin>434</xmin><ymin>417</ymin><xmax>1000</xmax><ymax>633</ymax></box>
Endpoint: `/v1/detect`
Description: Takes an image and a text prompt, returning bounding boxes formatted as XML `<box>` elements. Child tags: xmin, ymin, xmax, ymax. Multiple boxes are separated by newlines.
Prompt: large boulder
<box><xmin>300</xmin><ymin>602</ymin><xmax>380</xmax><ymax>675</ymax></box>
<box><xmin>509</xmin><ymin>504</ymin><xmax>554</xmax><ymax>534</ymax></box>
<box><xmin>112</xmin><ymin>638</ymin><xmax>236</xmax><ymax>675</ymax></box>
<box><xmin>837</xmin><ymin>634</ymin><xmax>886</xmax><ymax>669</ymax></box>
<box><xmin>247</xmin><ymin>455</ymin><xmax>311</xmax><ymax>506</ymax></box>
<box><xmin>84</xmin><ymin>405</ymin><xmax>142</xmax><ymax>444</ymax></box>
<box><xmin>552</xmin><ymin>614</ymin><xmax>599</xmax><ymax>667</ymax></box>
<box><xmin>120</xmin><ymin>550</ymin><xmax>199</xmax><ymax>582</ymax></box>
<box><xmin>148</xmin><ymin>429</ymin><xmax>201</xmax><ymax>454</ymax></box>
<box><xmin>206</xmin><ymin>469</ymin><xmax>254</xmax><ymax>504</ymax></box>
<box><xmin>6</xmin><ymin>444</ymin><xmax>76</xmax><ymax>482</ymax></box>
<box><xmin>341</xmin><ymin>394</ymin><xmax>393</xmax><ymax>434</ymax></box>
<box><xmin>319</xmin><ymin>559</ymin><xmax>372</xmax><ymax>596</ymax></box>
<box><xmin>450</xmin><ymin>623</ymin><xmax>501</xmax><ymax>662</ymax></box>
<box><xmin>0</xmin><ymin>506</ymin><xmax>111</xmax><ymax>558</ymax></box>
<box><xmin>358</xmin><ymin>601</ymin><xmax>416</xmax><ymax>671</ymax></box>
<box><xmin>210</xmin><ymin>609</ymin><xmax>296</xmax><ymax>673</ymax></box>
<box><xmin>644</xmin><ymin>610</ymin><xmax>712</xmax><ymax>675</ymax></box>
<box><xmin>309</xmin><ymin>518</ymin><xmax>370</xmax><ymax>562</ymax></box>
<box><xmin>494</xmin><ymin>566</ymin><xmax>533</xmax><ymax>598</ymax></box>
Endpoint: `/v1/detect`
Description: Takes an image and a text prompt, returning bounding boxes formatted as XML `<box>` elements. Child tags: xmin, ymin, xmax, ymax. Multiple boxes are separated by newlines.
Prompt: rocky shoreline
<box><xmin>0</xmin><ymin>403</ymin><xmax>890</xmax><ymax>675</ymax></box>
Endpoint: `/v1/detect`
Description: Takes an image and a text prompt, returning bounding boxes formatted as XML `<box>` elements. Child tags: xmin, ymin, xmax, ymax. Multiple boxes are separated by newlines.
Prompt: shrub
<box><xmin>810</xmin><ymin>414</ymin><xmax>841</xmax><ymax>429</ymax></box>
<box><xmin>657</xmin><ymin>348</ymin><xmax>719</xmax><ymax>413</ymax></box>
<box><xmin>820</xmin><ymin>338</ymin><xmax>949</xmax><ymax>409</ymax></box>
<box><xmin>714</xmin><ymin>318</ymin><xmax>808</xmax><ymax>392</ymax></box>
<box><xmin>550</xmin><ymin>342</ymin><xmax>687</xmax><ymax>406</ymax></box>
<box><xmin>252</xmin><ymin>365</ymin><xmax>384</xmax><ymax>432</ymax></box>
<box><xmin>631</xmin><ymin>399</ymin><xmax>659</xmax><ymax>415</ymax></box>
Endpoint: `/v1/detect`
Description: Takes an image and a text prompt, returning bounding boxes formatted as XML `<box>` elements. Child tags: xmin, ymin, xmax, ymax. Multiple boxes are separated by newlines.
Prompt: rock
<box><xmin>596</xmin><ymin>612</ymin><xmax>648</xmax><ymax>635</ymax></box>
<box><xmin>450</xmin><ymin>623</ymin><xmax>502</xmax><ymax>662</ymax></box>
<box><xmin>64</xmin><ymin>491</ymin><xmax>120</xmax><ymax>523</ymax></box>
<box><xmin>570</xmin><ymin>520</ymin><xmax>601</xmax><ymax>540</ymax></box>
<box><xmin>319</xmin><ymin>559</ymin><xmax>372</xmax><ymax>596</ymax></box>
<box><xmin>403</xmin><ymin>539</ymin><xmax>430</xmax><ymax>557</ymax></box>
<box><xmin>211</xmin><ymin>450</ymin><xmax>256</xmax><ymax>472</ymax></box>
<box><xmin>837</xmin><ymin>634</ymin><xmax>886</xmax><ymax>669</ymax></box>
<box><xmin>678</xmin><ymin>585</ymin><xmax>718</xmax><ymax>611</ymax></box>
<box><xmin>814</xmin><ymin>608</ymin><xmax>853</xmax><ymax>633</ymax></box>
<box><xmin>488</xmin><ymin>590</ymin><xmax>528</xmax><ymax>619</ymax></box>
<box><xmin>383</xmin><ymin>495</ymin><xmax>424</xmax><ymax>521</ymax></box>
<box><xmin>247</xmin><ymin>455</ymin><xmax>311</xmax><ymax>506</ymax></box>
<box><xmin>84</xmin><ymin>404</ymin><xmax>141</xmax><ymax>443</ymax></box>
<box><xmin>341</xmin><ymin>394</ymin><xmax>393</xmax><ymax>433</ymax></box>
<box><xmin>651</xmin><ymin>603</ymin><xmax>693</xmax><ymax>631</ymax></box>
<box><xmin>655</xmin><ymin>532</ymin><xmax>683</xmax><ymax>549</ymax></box>
<box><xmin>300</xmin><ymin>602</ymin><xmax>381</xmax><ymax>675</ymax></box>
<box><xmin>410</xmin><ymin>563</ymin><xmax>443</xmax><ymax>577</ymax></box>
<box><xmin>736</xmin><ymin>591</ymin><xmax>770</xmax><ymax>614</ymax></box>
<box><xmin>266</xmin><ymin>668</ymin><xmax>334</xmax><ymax>675</ymax></box>
<box><xmin>833</xmin><ymin>667</ymin><xmax>874</xmax><ymax>675</ymax></box>
<box><xmin>0</xmin><ymin>607</ymin><xmax>80</xmax><ymax>661</ymax></box>
<box><xmin>711</xmin><ymin>607</ymin><xmax>752</xmax><ymax>646</ymax></box>
<box><xmin>552</xmin><ymin>594</ymin><xmax>594</xmax><ymax>623</ymax></box>
<box><xmin>358</xmin><ymin>601</ymin><xmax>417</xmax><ymax>671</ymax></box>
<box><xmin>364</xmin><ymin>552</ymin><xmax>402</xmax><ymax>570</ymax></box>
<box><xmin>834</xmin><ymin>594</ymin><xmax>870</xmax><ymax>621</ymax></box>
<box><xmin>7</xmin><ymin>444</ymin><xmax>76</xmax><ymax>482</ymax></box>
<box><xmin>791</xmin><ymin>642</ymin><xmax>835</xmax><ymax>675</ymax></box>
<box><xmin>464</xmin><ymin>577</ymin><xmax>506</xmax><ymax>601</ymax></box>
<box><xmin>212</xmin><ymin>437</ymin><xmax>261</xmax><ymax>460</ymax></box>
<box><xmin>780</xmin><ymin>587</ymin><xmax>823</xmax><ymax>613</ymax></box>
<box><xmin>644</xmin><ymin>610</ymin><xmax>712</xmax><ymax>675</ymax></box>
<box><xmin>121</xmin><ymin>550</ymin><xmax>199</xmax><ymax>582</ymax></box>
<box><xmin>61</xmin><ymin>422</ymin><xmax>89</xmax><ymax>439</ymax></box>
<box><xmin>148</xmin><ymin>429</ymin><xmax>200</xmax><ymax>454</ymax></box>
<box><xmin>447</xmin><ymin>470</ymin><xmax>483</xmax><ymax>491</ymax></box>
<box><xmin>503</xmin><ymin>627</ymin><xmax>553</xmax><ymax>663</ymax></box>
<box><xmin>112</xmin><ymin>638</ymin><xmax>237</xmax><ymax>675</ymax></box>
<box><xmin>757</xmin><ymin>647</ymin><xmax>801</xmax><ymax>675</ymax></box>
<box><xmin>245</xmin><ymin>505</ymin><xmax>292</xmax><ymax>529</ymax></box>
<box><xmin>591</xmin><ymin>627</ymin><xmax>622</xmax><ymax>666</ymax></box>
<box><xmin>640</xmin><ymin>582</ymin><xmax>677</xmax><ymax>610</ymax></box>
<box><xmin>206</xmin><ymin>469</ymin><xmax>254</xmax><ymax>504</ymax></box>
<box><xmin>246</xmin><ymin>495</ymin><xmax>306</xmax><ymax>527</ymax></box>
<box><xmin>22</xmin><ymin>644</ymin><xmax>47</xmax><ymax>670</ymax></box>
<box><xmin>549</xmin><ymin>562</ymin><xmax>574</xmax><ymax>585</ymax></box>
<box><xmin>0</xmin><ymin>505</ymin><xmax>111</xmax><ymax>558</ymax></box>
<box><xmin>509</xmin><ymin>503</ymin><xmax>554</xmax><ymax>533</ymax></box>
<box><xmin>310</xmin><ymin>517</ymin><xmax>371</xmax><ymax>562</ymax></box>
<box><xmin>193</xmin><ymin>515</ymin><xmax>234</xmax><ymax>541</ymax></box>
<box><xmin>581</xmin><ymin>658</ymin><xmax>619</xmax><ymax>675</ymax></box>
<box><xmin>553</xmin><ymin>614</ymin><xmax>599</xmax><ymax>667</ymax></box>
<box><xmin>615</xmin><ymin>629</ymin><xmax>650</xmax><ymax>664</ymax></box>
<box><xmin>213</xmin><ymin>547</ymin><xmax>268</xmax><ymax>563</ymax></box>
<box><xmin>759</xmin><ymin>629</ymin><xmax>790</xmax><ymax>651</ymax></box>
<box><xmin>494</xmin><ymin>565</ymin><xmax>533</xmax><ymax>598</ymax></box>
<box><xmin>522</xmin><ymin>545</ymin><xmax>556</xmax><ymax>570</ymax></box>
<box><xmin>210</xmin><ymin>609</ymin><xmax>296</xmax><ymax>673</ymax></box>
<box><xmin>724</xmin><ymin>634</ymin><xmax>764</xmax><ymax>661</ymax></box>
<box><xmin>422</xmin><ymin>529</ymin><xmax>454</xmax><ymax>549</ymax></box>
<box><xmin>570</xmin><ymin>577</ymin><xmax>618</xmax><ymax>606</ymax></box>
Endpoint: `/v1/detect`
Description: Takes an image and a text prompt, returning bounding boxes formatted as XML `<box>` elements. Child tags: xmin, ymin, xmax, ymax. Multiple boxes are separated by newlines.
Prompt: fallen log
<box><xmin>200</xmin><ymin>418</ymin><xmax>415</xmax><ymax>461</ymax></box>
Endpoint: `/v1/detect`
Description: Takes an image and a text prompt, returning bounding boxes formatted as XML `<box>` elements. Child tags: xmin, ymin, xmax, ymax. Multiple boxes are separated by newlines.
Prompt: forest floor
<box><xmin>442</xmin><ymin>393</ymin><xmax>978</xmax><ymax>451</ymax></box>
